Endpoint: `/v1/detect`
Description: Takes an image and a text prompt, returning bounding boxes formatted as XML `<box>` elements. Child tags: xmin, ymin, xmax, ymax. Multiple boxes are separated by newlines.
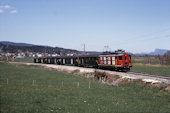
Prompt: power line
<box><xmin>112</xmin><ymin>28</ymin><xmax>170</xmax><ymax>46</ymax></box>
<box><xmin>115</xmin><ymin>28</ymin><xmax>170</xmax><ymax>42</ymax></box>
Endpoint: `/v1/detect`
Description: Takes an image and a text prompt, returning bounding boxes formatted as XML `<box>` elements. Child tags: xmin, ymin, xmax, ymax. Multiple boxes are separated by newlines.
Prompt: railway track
<box><xmin>127</xmin><ymin>72</ymin><xmax>170</xmax><ymax>80</ymax></box>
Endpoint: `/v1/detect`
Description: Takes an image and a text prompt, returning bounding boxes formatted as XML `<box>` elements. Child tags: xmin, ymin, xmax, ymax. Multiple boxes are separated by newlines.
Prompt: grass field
<box><xmin>0</xmin><ymin>63</ymin><xmax>170</xmax><ymax>113</ymax></box>
<box><xmin>131</xmin><ymin>63</ymin><xmax>170</xmax><ymax>76</ymax></box>
<box><xmin>0</xmin><ymin>57</ymin><xmax>34</xmax><ymax>63</ymax></box>
<box><xmin>133</xmin><ymin>57</ymin><xmax>160</xmax><ymax>64</ymax></box>
<box><xmin>1</xmin><ymin>56</ymin><xmax>170</xmax><ymax>76</ymax></box>
<box><xmin>131</xmin><ymin>57</ymin><xmax>170</xmax><ymax>76</ymax></box>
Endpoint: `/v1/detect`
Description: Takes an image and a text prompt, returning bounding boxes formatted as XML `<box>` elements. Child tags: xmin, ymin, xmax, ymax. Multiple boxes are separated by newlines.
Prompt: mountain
<box><xmin>134</xmin><ymin>49</ymin><xmax>169</xmax><ymax>56</ymax></box>
<box><xmin>149</xmin><ymin>49</ymin><xmax>168</xmax><ymax>55</ymax></box>
<box><xmin>166</xmin><ymin>50</ymin><xmax>170</xmax><ymax>55</ymax></box>
<box><xmin>0</xmin><ymin>41</ymin><xmax>169</xmax><ymax>56</ymax></box>
<box><xmin>0</xmin><ymin>41</ymin><xmax>80</xmax><ymax>55</ymax></box>
<box><xmin>0</xmin><ymin>41</ymin><xmax>34</xmax><ymax>47</ymax></box>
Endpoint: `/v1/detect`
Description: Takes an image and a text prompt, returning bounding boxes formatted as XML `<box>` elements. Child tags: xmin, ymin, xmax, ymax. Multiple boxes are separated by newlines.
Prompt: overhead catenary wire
<box><xmin>120</xmin><ymin>27</ymin><xmax>170</xmax><ymax>41</ymax></box>
<box><xmin>111</xmin><ymin>27</ymin><xmax>170</xmax><ymax>46</ymax></box>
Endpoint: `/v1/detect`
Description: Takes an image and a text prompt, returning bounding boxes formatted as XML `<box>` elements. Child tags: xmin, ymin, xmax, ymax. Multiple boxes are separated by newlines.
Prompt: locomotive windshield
<box><xmin>119</xmin><ymin>56</ymin><xmax>122</xmax><ymax>60</ymax></box>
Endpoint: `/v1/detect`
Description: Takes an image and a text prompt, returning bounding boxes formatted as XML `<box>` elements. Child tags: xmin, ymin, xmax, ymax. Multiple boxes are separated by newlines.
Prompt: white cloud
<box><xmin>0</xmin><ymin>9</ymin><xmax>4</xmax><ymax>13</ymax></box>
<box><xmin>0</xmin><ymin>5</ymin><xmax>11</xmax><ymax>9</ymax></box>
<box><xmin>0</xmin><ymin>4</ymin><xmax>17</xmax><ymax>14</ymax></box>
<box><xmin>10</xmin><ymin>10</ymin><xmax>17</xmax><ymax>14</ymax></box>
<box><xmin>4</xmin><ymin>5</ymin><xmax>11</xmax><ymax>9</ymax></box>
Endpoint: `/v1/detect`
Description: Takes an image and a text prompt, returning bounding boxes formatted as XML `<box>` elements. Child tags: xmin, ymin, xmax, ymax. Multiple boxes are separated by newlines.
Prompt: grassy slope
<box><xmin>133</xmin><ymin>57</ymin><xmax>160</xmax><ymax>64</ymax></box>
<box><xmin>0</xmin><ymin>63</ymin><xmax>170</xmax><ymax>113</ymax></box>
<box><xmin>131</xmin><ymin>57</ymin><xmax>170</xmax><ymax>76</ymax></box>
<box><xmin>131</xmin><ymin>63</ymin><xmax>170</xmax><ymax>76</ymax></box>
<box><xmin>0</xmin><ymin>57</ymin><xmax>34</xmax><ymax>63</ymax></box>
<box><xmin>14</xmin><ymin>57</ymin><xmax>34</xmax><ymax>63</ymax></box>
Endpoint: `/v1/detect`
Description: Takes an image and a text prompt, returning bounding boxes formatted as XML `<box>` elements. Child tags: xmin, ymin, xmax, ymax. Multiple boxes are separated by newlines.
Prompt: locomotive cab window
<box><xmin>129</xmin><ymin>56</ymin><xmax>131</xmax><ymax>60</ymax></box>
<box><xmin>119</xmin><ymin>56</ymin><xmax>122</xmax><ymax>60</ymax></box>
<box><xmin>125</xmin><ymin>56</ymin><xmax>127</xmax><ymax>60</ymax></box>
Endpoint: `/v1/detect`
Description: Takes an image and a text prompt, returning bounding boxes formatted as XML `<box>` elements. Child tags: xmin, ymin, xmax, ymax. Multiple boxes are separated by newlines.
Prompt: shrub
<box><xmin>94</xmin><ymin>70</ymin><xmax>108</xmax><ymax>81</ymax></box>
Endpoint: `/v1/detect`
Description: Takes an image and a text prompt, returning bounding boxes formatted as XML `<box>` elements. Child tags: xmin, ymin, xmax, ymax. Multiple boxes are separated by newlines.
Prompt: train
<box><xmin>34</xmin><ymin>50</ymin><xmax>132</xmax><ymax>72</ymax></box>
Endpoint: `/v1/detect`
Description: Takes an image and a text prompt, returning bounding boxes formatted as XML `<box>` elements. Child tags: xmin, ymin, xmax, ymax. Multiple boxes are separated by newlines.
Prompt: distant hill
<box><xmin>0</xmin><ymin>41</ymin><xmax>169</xmax><ymax>56</ymax></box>
<box><xmin>149</xmin><ymin>49</ymin><xmax>168</xmax><ymax>55</ymax></box>
<box><xmin>0</xmin><ymin>41</ymin><xmax>34</xmax><ymax>47</ymax></box>
<box><xmin>165</xmin><ymin>50</ymin><xmax>170</xmax><ymax>55</ymax></box>
<box><xmin>0</xmin><ymin>41</ymin><xmax>80</xmax><ymax>55</ymax></box>
<box><xmin>134</xmin><ymin>49</ymin><xmax>169</xmax><ymax>56</ymax></box>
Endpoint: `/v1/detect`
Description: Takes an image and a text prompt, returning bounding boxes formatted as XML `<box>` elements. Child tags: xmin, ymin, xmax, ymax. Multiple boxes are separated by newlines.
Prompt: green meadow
<box><xmin>131</xmin><ymin>56</ymin><xmax>170</xmax><ymax>76</ymax></box>
<box><xmin>131</xmin><ymin>63</ymin><xmax>170</xmax><ymax>76</ymax></box>
<box><xmin>0</xmin><ymin>63</ymin><xmax>170</xmax><ymax>113</ymax></box>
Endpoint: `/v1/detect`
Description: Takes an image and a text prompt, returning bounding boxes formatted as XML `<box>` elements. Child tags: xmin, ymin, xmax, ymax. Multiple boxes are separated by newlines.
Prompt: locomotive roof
<box><xmin>99</xmin><ymin>53</ymin><xmax>129</xmax><ymax>57</ymax></box>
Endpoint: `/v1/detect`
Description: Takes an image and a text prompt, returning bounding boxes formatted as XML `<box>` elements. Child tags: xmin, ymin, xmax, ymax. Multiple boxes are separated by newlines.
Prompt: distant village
<box><xmin>0</xmin><ymin>41</ymin><xmax>81</xmax><ymax>59</ymax></box>
<box><xmin>0</xmin><ymin>50</ymin><xmax>79</xmax><ymax>59</ymax></box>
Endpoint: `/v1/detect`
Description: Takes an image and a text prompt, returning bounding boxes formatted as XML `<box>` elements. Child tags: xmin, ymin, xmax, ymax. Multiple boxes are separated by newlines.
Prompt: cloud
<box><xmin>0</xmin><ymin>4</ymin><xmax>17</xmax><ymax>14</ymax></box>
<box><xmin>10</xmin><ymin>10</ymin><xmax>17</xmax><ymax>14</ymax></box>
<box><xmin>0</xmin><ymin>9</ymin><xmax>4</xmax><ymax>13</ymax></box>
<box><xmin>3</xmin><ymin>5</ymin><xmax>11</xmax><ymax>9</ymax></box>
<box><xmin>0</xmin><ymin>5</ymin><xmax>11</xmax><ymax>9</ymax></box>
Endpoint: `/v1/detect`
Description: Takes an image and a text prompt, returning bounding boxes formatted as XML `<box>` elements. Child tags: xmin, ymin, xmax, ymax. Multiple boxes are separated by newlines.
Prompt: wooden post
<box><xmin>32</xmin><ymin>80</ymin><xmax>34</xmax><ymax>86</ymax></box>
<box><xmin>6</xmin><ymin>78</ymin><xmax>8</xmax><ymax>85</ymax></box>
<box><xmin>77</xmin><ymin>82</ymin><xmax>79</xmax><ymax>88</ymax></box>
<box><xmin>89</xmin><ymin>81</ymin><xmax>90</xmax><ymax>89</ymax></box>
<box><xmin>48</xmin><ymin>80</ymin><xmax>51</xmax><ymax>87</ymax></box>
<box><xmin>62</xmin><ymin>81</ymin><xmax>63</xmax><ymax>87</ymax></box>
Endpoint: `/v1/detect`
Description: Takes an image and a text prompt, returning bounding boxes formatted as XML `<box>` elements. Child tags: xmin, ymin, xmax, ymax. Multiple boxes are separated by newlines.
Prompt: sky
<box><xmin>0</xmin><ymin>0</ymin><xmax>170</xmax><ymax>53</ymax></box>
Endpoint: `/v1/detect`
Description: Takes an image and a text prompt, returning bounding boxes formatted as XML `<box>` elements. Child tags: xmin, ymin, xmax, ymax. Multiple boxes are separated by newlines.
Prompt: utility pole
<box><xmin>84</xmin><ymin>44</ymin><xmax>85</xmax><ymax>54</ymax></box>
<box><xmin>6</xmin><ymin>45</ymin><xmax>9</xmax><ymax>61</ymax></box>
<box><xmin>82</xmin><ymin>44</ymin><xmax>86</xmax><ymax>55</ymax></box>
<box><xmin>103</xmin><ymin>45</ymin><xmax>110</xmax><ymax>52</ymax></box>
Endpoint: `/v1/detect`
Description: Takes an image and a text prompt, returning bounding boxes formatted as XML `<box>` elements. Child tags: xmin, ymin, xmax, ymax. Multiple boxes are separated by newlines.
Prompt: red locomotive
<box><xmin>34</xmin><ymin>50</ymin><xmax>132</xmax><ymax>72</ymax></box>
<box><xmin>98</xmin><ymin>53</ymin><xmax>132</xmax><ymax>71</ymax></box>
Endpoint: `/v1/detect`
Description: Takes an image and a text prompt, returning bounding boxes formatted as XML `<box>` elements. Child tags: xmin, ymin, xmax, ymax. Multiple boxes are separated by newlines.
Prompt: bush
<box><xmin>94</xmin><ymin>70</ymin><xmax>108</xmax><ymax>81</ymax></box>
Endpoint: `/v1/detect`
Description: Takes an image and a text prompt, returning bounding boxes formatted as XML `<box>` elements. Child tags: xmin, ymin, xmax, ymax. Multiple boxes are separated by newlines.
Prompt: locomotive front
<box><xmin>98</xmin><ymin>53</ymin><xmax>132</xmax><ymax>72</ymax></box>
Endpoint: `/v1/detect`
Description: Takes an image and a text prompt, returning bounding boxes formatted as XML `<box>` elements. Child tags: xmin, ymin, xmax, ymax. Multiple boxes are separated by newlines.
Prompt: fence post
<box><xmin>89</xmin><ymin>81</ymin><xmax>91</xmax><ymax>89</ymax></box>
<box><xmin>32</xmin><ymin>80</ymin><xmax>34</xmax><ymax>86</ymax></box>
<box><xmin>77</xmin><ymin>82</ymin><xmax>79</xmax><ymax>88</ymax></box>
<box><xmin>7</xmin><ymin>78</ymin><xmax>8</xmax><ymax>85</ymax></box>
<box><xmin>62</xmin><ymin>81</ymin><xmax>63</xmax><ymax>87</ymax></box>
<box><xmin>48</xmin><ymin>80</ymin><xmax>51</xmax><ymax>87</ymax></box>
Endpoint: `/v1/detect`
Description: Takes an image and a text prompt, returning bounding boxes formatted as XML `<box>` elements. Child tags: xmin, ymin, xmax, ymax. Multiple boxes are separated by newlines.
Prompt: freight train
<box><xmin>34</xmin><ymin>50</ymin><xmax>132</xmax><ymax>72</ymax></box>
